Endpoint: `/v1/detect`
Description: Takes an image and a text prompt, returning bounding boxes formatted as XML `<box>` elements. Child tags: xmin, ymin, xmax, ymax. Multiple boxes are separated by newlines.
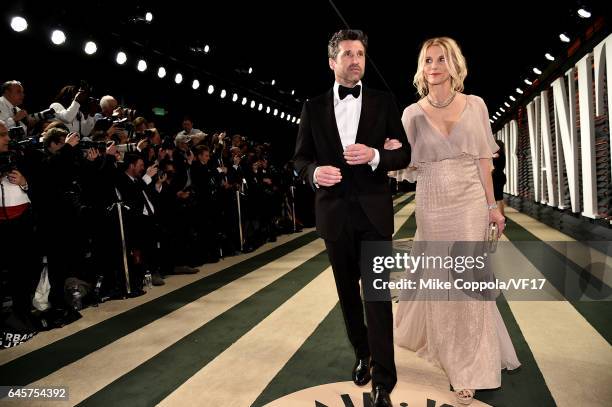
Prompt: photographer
<box><xmin>92</xmin><ymin>95</ymin><xmax>131</xmax><ymax>143</ymax></box>
<box><xmin>28</xmin><ymin>128</ymin><xmax>87</xmax><ymax>312</ymax></box>
<box><xmin>49</xmin><ymin>85</ymin><xmax>94</xmax><ymax>138</ymax></box>
<box><xmin>0</xmin><ymin>81</ymin><xmax>29</xmax><ymax>136</ymax></box>
<box><xmin>176</xmin><ymin>116</ymin><xmax>201</xmax><ymax>138</ymax></box>
<box><xmin>95</xmin><ymin>95</ymin><xmax>118</xmax><ymax>120</ymax></box>
<box><xmin>156</xmin><ymin>160</ymin><xmax>200</xmax><ymax>273</ymax></box>
<box><xmin>191</xmin><ymin>145</ymin><xmax>221</xmax><ymax>263</ymax></box>
<box><xmin>255</xmin><ymin>155</ymin><xmax>281</xmax><ymax>243</ymax></box>
<box><xmin>114</xmin><ymin>154</ymin><xmax>164</xmax><ymax>289</ymax></box>
<box><xmin>0</xmin><ymin>120</ymin><xmax>39</xmax><ymax>337</ymax></box>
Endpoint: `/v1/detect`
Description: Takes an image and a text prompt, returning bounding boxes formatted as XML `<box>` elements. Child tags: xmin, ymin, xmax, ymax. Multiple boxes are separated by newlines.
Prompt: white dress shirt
<box><xmin>0</xmin><ymin>96</ymin><xmax>27</xmax><ymax>134</ymax></box>
<box><xmin>313</xmin><ymin>81</ymin><xmax>380</xmax><ymax>187</ymax></box>
<box><xmin>176</xmin><ymin>128</ymin><xmax>202</xmax><ymax>138</ymax></box>
<box><xmin>49</xmin><ymin>102</ymin><xmax>95</xmax><ymax>137</ymax></box>
<box><xmin>0</xmin><ymin>176</ymin><xmax>30</xmax><ymax>206</ymax></box>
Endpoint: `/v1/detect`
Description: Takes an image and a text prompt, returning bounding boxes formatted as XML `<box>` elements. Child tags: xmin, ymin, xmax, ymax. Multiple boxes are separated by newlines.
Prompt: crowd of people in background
<box><xmin>0</xmin><ymin>80</ymin><xmax>315</xmax><ymax>347</ymax></box>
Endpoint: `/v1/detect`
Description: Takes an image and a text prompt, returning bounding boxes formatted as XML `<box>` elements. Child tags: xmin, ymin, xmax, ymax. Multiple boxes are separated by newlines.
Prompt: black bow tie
<box><xmin>338</xmin><ymin>84</ymin><xmax>361</xmax><ymax>100</ymax></box>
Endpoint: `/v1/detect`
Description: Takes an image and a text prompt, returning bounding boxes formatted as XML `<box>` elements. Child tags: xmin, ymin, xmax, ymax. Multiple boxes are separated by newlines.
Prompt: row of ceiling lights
<box><xmin>485</xmin><ymin>6</ymin><xmax>592</xmax><ymax>124</ymax></box>
<box><xmin>8</xmin><ymin>14</ymin><xmax>301</xmax><ymax>125</ymax></box>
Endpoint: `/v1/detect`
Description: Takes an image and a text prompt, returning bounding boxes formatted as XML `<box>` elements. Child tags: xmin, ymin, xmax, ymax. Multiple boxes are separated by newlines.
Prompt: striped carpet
<box><xmin>0</xmin><ymin>193</ymin><xmax>610</xmax><ymax>407</ymax></box>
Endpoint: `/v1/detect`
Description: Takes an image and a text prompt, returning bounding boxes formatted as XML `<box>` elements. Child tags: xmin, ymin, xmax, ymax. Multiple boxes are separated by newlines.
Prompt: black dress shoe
<box><xmin>352</xmin><ymin>357</ymin><xmax>371</xmax><ymax>386</ymax></box>
<box><xmin>371</xmin><ymin>385</ymin><xmax>393</xmax><ymax>407</ymax></box>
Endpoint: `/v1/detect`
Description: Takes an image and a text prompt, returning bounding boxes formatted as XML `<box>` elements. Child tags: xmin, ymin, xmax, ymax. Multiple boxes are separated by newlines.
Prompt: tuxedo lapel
<box><xmin>355</xmin><ymin>86</ymin><xmax>375</xmax><ymax>146</ymax></box>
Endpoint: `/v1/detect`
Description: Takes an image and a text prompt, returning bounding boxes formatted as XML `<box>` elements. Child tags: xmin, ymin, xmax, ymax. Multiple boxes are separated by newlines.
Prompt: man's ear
<box><xmin>328</xmin><ymin>58</ymin><xmax>336</xmax><ymax>72</ymax></box>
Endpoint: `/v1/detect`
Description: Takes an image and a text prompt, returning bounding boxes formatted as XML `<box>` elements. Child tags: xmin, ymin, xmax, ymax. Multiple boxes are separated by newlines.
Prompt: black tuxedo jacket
<box><xmin>293</xmin><ymin>86</ymin><xmax>411</xmax><ymax>241</ymax></box>
<box><xmin>114</xmin><ymin>172</ymin><xmax>159</xmax><ymax>220</ymax></box>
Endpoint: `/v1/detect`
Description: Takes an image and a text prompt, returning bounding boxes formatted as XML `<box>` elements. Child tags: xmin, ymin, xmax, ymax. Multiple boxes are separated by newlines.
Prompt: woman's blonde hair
<box><xmin>413</xmin><ymin>37</ymin><xmax>467</xmax><ymax>97</ymax></box>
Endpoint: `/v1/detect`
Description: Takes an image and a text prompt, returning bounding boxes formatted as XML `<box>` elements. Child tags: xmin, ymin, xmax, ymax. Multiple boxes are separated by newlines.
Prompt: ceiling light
<box><xmin>10</xmin><ymin>16</ymin><xmax>27</xmax><ymax>32</ymax></box>
<box><xmin>51</xmin><ymin>30</ymin><xmax>66</xmax><ymax>45</ymax></box>
<box><xmin>84</xmin><ymin>41</ymin><xmax>97</xmax><ymax>55</ymax></box>
<box><xmin>577</xmin><ymin>8</ymin><xmax>591</xmax><ymax>18</ymax></box>
<box><xmin>115</xmin><ymin>52</ymin><xmax>127</xmax><ymax>64</ymax></box>
<box><xmin>137</xmin><ymin>60</ymin><xmax>147</xmax><ymax>72</ymax></box>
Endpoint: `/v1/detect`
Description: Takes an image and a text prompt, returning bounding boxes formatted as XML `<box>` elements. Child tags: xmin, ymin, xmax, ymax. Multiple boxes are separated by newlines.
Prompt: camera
<box><xmin>115</xmin><ymin>143</ymin><xmax>138</xmax><ymax>153</ymax></box>
<box><xmin>8</xmin><ymin>126</ymin><xmax>26</xmax><ymax>140</ymax></box>
<box><xmin>161</xmin><ymin>136</ymin><xmax>174</xmax><ymax>150</ymax></box>
<box><xmin>0</xmin><ymin>151</ymin><xmax>18</xmax><ymax>174</ymax></box>
<box><xmin>79</xmin><ymin>140</ymin><xmax>108</xmax><ymax>151</ymax></box>
<box><xmin>113</xmin><ymin>107</ymin><xmax>138</xmax><ymax>122</ymax></box>
<box><xmin>134</xmin><ymin>129</ymin><xmax>154</xmax><ymax>140</ymax></box>
<box><xmin>112</xmin><ymin>117</ymin><xmax>134</xmax><ymax>131</ymax></box>
<box><xmin>29</xmin><ymin>108</ymin><xmax>56</xmax><ymax>122</ymax></box>
<box><xmin>79</xmin><ymin>80</ymin><xmax>93</xmax><ymax>94</ymax></box>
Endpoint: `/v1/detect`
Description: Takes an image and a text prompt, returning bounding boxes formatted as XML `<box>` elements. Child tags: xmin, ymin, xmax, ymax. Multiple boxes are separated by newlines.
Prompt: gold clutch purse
<box><xmin>487</xmin><ymin>222</ymin><xmax>498</xmax><ymax>253</ymax></box>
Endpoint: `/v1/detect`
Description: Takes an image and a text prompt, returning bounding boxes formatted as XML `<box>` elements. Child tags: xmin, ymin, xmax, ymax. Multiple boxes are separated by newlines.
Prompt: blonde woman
<box><xmin>393</xmin><ymin>37</ymin><xmax>520</xmax><ymax>404</ymax></box>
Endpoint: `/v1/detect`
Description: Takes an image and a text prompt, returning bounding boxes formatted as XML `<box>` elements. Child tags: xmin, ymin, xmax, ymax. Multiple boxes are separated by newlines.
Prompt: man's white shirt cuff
<box><xmin>368</xmin><ymin>148</ymin><xmax>380</xmax><ymax>171</ymax></box>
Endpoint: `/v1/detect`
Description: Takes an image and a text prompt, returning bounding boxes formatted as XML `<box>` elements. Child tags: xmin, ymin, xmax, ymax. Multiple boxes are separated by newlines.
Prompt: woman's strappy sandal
<box><xmin>455</xmin><ymin>388</ymin><xmax>475</xmax><ymax>405</ymax></box>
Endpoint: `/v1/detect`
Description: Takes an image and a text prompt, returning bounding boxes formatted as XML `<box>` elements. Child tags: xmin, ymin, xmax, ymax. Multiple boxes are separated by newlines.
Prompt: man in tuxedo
<box><xmin>293</xmin><ymin>30</ymin><xmax>410</xmax><ymax>407</ymax></box>
<box><xmin>114</xmin><ymin>153</ymin><xmax>164</xmax><ymax>289</ymax></box>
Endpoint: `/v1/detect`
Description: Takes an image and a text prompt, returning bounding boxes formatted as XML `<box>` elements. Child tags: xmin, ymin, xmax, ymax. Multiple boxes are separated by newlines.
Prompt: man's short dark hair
<box><xmin>43</xmin><ymin>127</ymin><xmax>68</xmax><ymax>148</ymax></box>
<box><xmin>182</xmin><ymin>116</ymin><xmax>193</xmax><ymax>123</ymax></box>
<box><xmin>123</xmin><ymin>153</ymin><xmax>142</xmax><ymax>168</ymax></box>
<box><xmin>1</xmin><ymin>80</ymin><xmax>22</xmax><ymax>95</ymax></box>
<box><xmin>194</xmin><ymin>145</ymin><xmax>210</xmax><ymax>156</ymax></box>
<box><xmin>328</xmin><ymin>30</ymin><xmax>368</xmax><ymax>59</ymax></box>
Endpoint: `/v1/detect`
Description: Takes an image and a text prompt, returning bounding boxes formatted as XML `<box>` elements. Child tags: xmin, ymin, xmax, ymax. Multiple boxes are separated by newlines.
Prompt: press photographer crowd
<box><xmin>0</xmin><ymin>79</ymin><xmax>316</xmax><ymax>348</ymax></box>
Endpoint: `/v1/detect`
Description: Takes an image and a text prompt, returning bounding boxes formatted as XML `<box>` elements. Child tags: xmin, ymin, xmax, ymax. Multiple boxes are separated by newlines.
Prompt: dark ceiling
<box><xmin>1</xmin><ymin>0</ymin><xmax>609</xmax><ymax>136</ymax></box>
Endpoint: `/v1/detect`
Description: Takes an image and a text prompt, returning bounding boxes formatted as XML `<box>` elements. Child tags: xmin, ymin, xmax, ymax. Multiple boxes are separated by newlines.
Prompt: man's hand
<box><xmin>383</xmin><ymin>138</ymin><xmax>402</xmax><ymax>150</ymax></box>
<box><xmin>315</xmin><ymin>166</ymin><xmax>342</xmax><ymax>187</ymax></box>
<box><xmin>137</xmin><ymin>138</ymin><xmax>149</xmax><ymax>151</ymax></box>
<box><xmin>75</xmin><ymin>91</ymin><xmax>88</xmax><ymax>104</ymax></box>
<box><xmin>106</xmin><ymin>141</ymin><xmax>117</xmax><ymax>156</ymax></box>
<box><xmin>106</xmin><ymin>124</ymin><xmax>119</xmax><ymax>137</ymax></box>
<box><xmin>86</xmin><ymin>148</ymin><xmax>99</xmax><ymax>161</ymax></box>
<box><xmin>7</xmin><ymin>170</ymin><xmax>27</xmax><ymax>187</ymax></box>
<box><xmin>186</xmin><ymin>149</ymin><xmax>194</xmax><ymax>165</ymax></box>
<box><xmin>344</xmin><ymin>144</ymin><xmax>374</xmax><ymax>165</ymax></box>
<box><xmin>177</xmin><ymin>190</ymin><xmax>191</xmax><ymax>199</ymax></box>
<box><xmin>13</xmin><ymin>110</ymin><xmax>28</xmax><ymax>122</ymax></box>
<box><xmin>66</xmin><ymin>132</ymin><xmax>80</xmax><ymax>147</ymax></box>
<box><xmin>146</xmin><ymin>163</ymin><xmax>158</xmax><ymax>178</ymax></box>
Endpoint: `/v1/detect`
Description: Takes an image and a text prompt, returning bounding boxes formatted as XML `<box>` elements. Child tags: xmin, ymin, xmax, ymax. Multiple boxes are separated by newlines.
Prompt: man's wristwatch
<box><xmin>487</xmin><ymin>203</ymin><xmax>498</xmax><ymax>210</ymax></box>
